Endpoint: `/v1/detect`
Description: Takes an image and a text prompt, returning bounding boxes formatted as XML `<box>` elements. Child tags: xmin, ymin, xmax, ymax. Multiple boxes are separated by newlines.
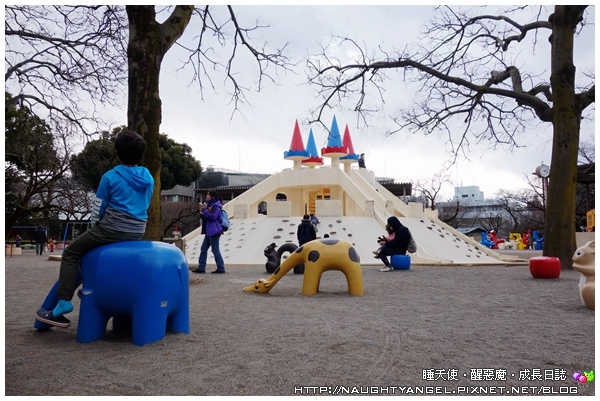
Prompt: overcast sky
<box><xmin>110</xmin><ymin>5</ymin><xmax>595</xmax><ymax>200</ymax></box>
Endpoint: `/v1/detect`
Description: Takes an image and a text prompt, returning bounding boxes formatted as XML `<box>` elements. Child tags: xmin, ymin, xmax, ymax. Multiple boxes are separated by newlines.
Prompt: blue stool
<box><xmin>391</xmin><ymin>254</ymin><xmax>411</xmax><ymax>270</ymax></box>
<box><xmin>35</xmin><ymin>241</ymin><xmax>190</xmax><ymax>346</ymax></box>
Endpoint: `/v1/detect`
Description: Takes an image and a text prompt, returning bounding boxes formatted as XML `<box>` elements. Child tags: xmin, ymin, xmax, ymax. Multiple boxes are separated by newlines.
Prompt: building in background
<box><xmin>453</xmin><ymin>185</ymin><xmax>485</xmax><ymax>202</ymax></box>
<box><xmin>160</xmin><ymin>184</ymin><xmax>195</xmax><ymax>203</ymax></box>
<box><xmin>437</xmin><ymin>185</ymin><xmax>514</xmax><ymax>238</ymax></box>
<box><xmin>193</xmin><ymin>167</ymin><xmax>271</xmax><ymax>202</ymax></box>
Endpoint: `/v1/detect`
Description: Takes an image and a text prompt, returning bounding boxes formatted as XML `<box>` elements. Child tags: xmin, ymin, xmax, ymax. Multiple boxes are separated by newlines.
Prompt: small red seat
<box><xmin>529</xmin><ymin>256</ymin><xmax>561</xmax><ymax>279</ymax></box>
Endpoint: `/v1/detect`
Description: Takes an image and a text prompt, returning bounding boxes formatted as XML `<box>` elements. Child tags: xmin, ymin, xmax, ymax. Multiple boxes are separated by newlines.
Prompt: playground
<box><xmin>5</xmin><ymin>248</ymin><xmax>594</xmax><ymax>396</ymax></box>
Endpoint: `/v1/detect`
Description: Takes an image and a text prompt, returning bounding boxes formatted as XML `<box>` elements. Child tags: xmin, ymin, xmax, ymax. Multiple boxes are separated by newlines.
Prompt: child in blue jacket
<box><xmin>35</xmin><ymin>130</ymin><xmax>154</xmax><ymax>328</ymax></box>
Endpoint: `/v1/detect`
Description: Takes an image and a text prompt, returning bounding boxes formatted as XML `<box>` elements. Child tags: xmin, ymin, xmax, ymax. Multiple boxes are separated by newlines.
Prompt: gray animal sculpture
<box><xmin>263</xmin><ymin>242</ymin><xmax>303</xmax><ymax>274</ymax></box>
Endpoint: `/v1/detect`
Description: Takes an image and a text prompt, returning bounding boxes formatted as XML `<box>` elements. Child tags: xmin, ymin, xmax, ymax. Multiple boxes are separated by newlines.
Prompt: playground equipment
<box><xmin>264</xmin><ymin>243</ymin><xmax>279</xmax><ymax>273</ymax></box>
<box><xmin>586</xmin><ymin>209</ymin><xmax>595</xmax><ymax>232</ymax></box>
<box><xmin>245</xmin><ymin>238</ymin><xmax>363</xmax><ymax>296</ymax></box>
<box><xmin>10</xmin><ymin>225</ymin><xmax>48</xmax><ymax>244</ymax></box>
<box><xmin>34</xmin><ymin>241</ymin><xmax>189</xmax><ymax>346</ymax></box>
<box><xmin>573</xmin><ymin>240</ymin><xmax>595</xmax><ymax>310</ymax></box>
<box><xmin>263</xmin><ymin>242</ymin><xmax>302</xmax><ymax>274</ymax></box>
<box><xmin>391</xmin><ymin>254</ymin><xmax>411</xmax><ymax>270</ymax></box>
<box><xmin>481</xmin><ymin>232</ymin><xmax>495</xmax><ymax>248</ymax></box>
<box><xmin>508</xmin><ymin>233</ymin><xmax>526</xmax><ymax>250</ymax></box>
<box><xmin>529</xmin><ymin>256</ymin><xmax>561</xmax><ymax>279</ymax></box>
<box><xmin>532</xmin><ymin>231</ymin><xmax>544</xmax><ymax>250</ymax></box>
<box><xmin>480</xmin><ymin>231</ymin><xmax>505</xmax><ymax>249</ymax></box>
<box><xmin>61</xmin><ymin>221</ymin><xmax>90</xmax><ymax>248</ymax></box>
<box><xmin>5</xmin><ymin>244</ymin><xmax>20</xmax><ymax>257</ymax></box>
<box><xmin>182</xmin><ymin>117</ymin><xmax>527</xmax><ymax>267</ymax></box>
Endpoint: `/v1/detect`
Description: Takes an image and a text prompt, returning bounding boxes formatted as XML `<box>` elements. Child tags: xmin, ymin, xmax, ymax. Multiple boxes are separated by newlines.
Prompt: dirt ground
<box><xmin>4</xmin><ymin>248</ymin><xmax>595</xmax><ymax>396</ymax></box>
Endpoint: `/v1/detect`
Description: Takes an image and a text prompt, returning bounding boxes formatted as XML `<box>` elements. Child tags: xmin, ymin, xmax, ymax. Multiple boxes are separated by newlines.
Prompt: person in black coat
<box><xmin>358</xmin><ymin>153</ymin><xmax>366</xmax><ymax>168</ymax></box>
<box><xmin>33</xmin><ymin>226</ymin><xmax>48</xmax><ymax>256</ymax></box>
<box><xmin>297</xmin><ymin>214</ymin><xmax>317</xmax><ymax>245</ymax></box>
<box><xmin>375</xmin><ymin>216</ymin><xmax>410</xmax><ymax>271</ymax></box>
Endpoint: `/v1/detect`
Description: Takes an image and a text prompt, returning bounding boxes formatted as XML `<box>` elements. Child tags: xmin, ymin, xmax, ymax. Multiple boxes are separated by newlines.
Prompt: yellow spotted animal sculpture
<box><xmin>572</xmin><ymin>240</ymin><xmax>595</xmax><ymax>310</ymax></box>
<box><xmin>244</xmin><ymin>238</ymin><xmax>363</xmax><ymax>296</ymax></box>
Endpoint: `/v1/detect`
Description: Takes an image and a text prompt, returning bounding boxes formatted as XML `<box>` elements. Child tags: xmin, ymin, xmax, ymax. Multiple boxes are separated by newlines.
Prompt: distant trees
<box><xmin>5</xmin><ymin>93</ymin><xmax>77</xmax><ymax>239</ymax></box>
<box><xmin>496</xmin><ymin>186</ymin><xmax>545</xmax><ymax>234</ymax></box>
<box><xmin>437</xmin><ymin>165</ymin><xmax>591</xmax><ymax>239</ymax></box>
<box><xmin>576</xmin><ymin>140</ymin><xmax>595</xmax><ymax>229</ymax></box>
<box><xmin>6</xmin><ymin>5</ymin><xmax>291</xmax><ymax>240</ymax></box>
<box><xmin>411</xmin><ymin>169</ymin><xmax>453</xmax><ymax>211</ymax></box>
<box><xmin>5</xmin><ymin>5</ymin><xmax>128</xmax><ymax>240</ymax></box>
<box><xmin>69</xmin><ymin>132</ymin><xmax>115</xmax><ymax>192</ymax></box>
<box><xmin>70</xmin><ymin>126</ymin><xmax>202</xmax><ymax>192</ymax></box>
<box><xmin>161</xmin><ymin>202</ymin><xmax>199</xmax><ymax>238</ymax></box>
<box><xmin>158</xmin><ymin>134</ymin><xmax>203</xmax><ymax>192</ymax></box>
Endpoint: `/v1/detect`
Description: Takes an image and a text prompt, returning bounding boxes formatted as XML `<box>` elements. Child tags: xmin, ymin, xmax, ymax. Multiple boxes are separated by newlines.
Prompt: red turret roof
<box><xmin>284</xmin><ymin>119</ymin><xmax>310</xmax><ymax>160</ymax></box>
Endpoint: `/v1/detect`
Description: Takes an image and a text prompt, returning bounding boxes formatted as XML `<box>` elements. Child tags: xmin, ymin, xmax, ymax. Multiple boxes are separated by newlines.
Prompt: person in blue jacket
<box><xmin>192</xmin><ymin>190</ymin><xmax>226</xmax><ymax>274</ymax></box>
<box><xmin>35</xmin><ymin>130</ymin><xmax>154</xmax><ymax>328</ymax></box>
<box><xmin>375</xmin><ymin>216</ymin><xmax>410</xmax><ymax>272</ymax></box>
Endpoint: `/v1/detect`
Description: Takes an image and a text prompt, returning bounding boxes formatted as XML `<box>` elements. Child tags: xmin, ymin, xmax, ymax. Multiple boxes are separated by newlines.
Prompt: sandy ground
<box><xmin>4</xmin><ymin>248</ymin><xmax>595</xmax><ymax>396</ymax></box>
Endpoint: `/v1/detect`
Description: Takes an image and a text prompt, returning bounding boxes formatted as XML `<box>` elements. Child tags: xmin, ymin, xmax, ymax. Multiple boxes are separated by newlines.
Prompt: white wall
<box><xmin>316</xmin><ymin>200</ymin><xmax>343</xmax><ymax>217</ymax></box>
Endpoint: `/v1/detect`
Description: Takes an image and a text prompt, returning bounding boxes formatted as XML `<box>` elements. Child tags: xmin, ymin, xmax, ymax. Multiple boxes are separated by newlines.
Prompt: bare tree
<box><xmin>477</xmin><ymin>214</ymin><xmax>507</xmax><ymax>238</ymax></box>
<box><xmin>578</xmin><ymin>140</ymin><xmax>595</xmax><ymax>164</ymax></box>
<box><xmin>161</xmin><ymin>201</ymin><xmax>199</xmax><ymax>238</ymax></box>
<box><xmin>307</xmin><ymin>6</ymin><xmax>594</xmax><ymax>269</ymax></box>
<box><xmin>496</xmin><ymin>186</ymin><xmax>545</xmax><ymax>233</ymax></box>
<box><xmin>576</xmin><ymin>140</ymin><xmax>595</xmax><ymax>228</ymax></box>
<box><xmin>411</xmin><ymin>169</ymin><xmax>453</xmax><ymax>211</ymax></box>
<box><xmin>5</xmin><ymin>6</ymin><xmax>128</xmax><ymax>134</ymax></box>
<box><xmin>437</xmin><ymin>199</ymin><xmax>462</xmax><ymax>226</ymax></box>
<box><xmin>49</xmin><ymin>179</ymin><xmax>95</xmax><ymax>223</ymax></box>
<box><xmin>126</xmin><ymin>6</ymin><xmax>292</xmax><ymax>240</ymax></box>
<box><xmin>6</xmin><ymin>5</ymin><xmax>291</xmax><ymax>241</ymax></box>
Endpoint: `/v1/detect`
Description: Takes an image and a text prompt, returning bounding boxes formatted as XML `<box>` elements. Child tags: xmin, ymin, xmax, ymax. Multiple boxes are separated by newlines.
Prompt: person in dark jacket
<box><xmin>193</xmin><ymin>191</ymin><xmax>226</xmax><ymax>274</ymax></box>
<box><xmin>297</xmin><ymin>214</ymin><xmax>317</xmax><ymax>245</ymax></box>
<box><xmin>358</xmin><ymin>153</ymin><xmax>366</xmax><ymax>168</ymax></box>
<box><xmin>33</xmin><ymin>226</ymin><xmax>48</xmax><ymax>256</ymax></box>
<box><xmin>375</xmin><ymin>216</ymin><xmax>410</xmax><ymax>272</ymax></box>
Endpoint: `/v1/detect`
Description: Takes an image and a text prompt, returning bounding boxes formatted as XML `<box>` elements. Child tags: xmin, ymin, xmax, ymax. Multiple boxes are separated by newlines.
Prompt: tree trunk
<box><xmin>544</xmin><ymin>6</ymin><xmax>582</xmax><ymax>269</ymax></box>
<box><xmin>126</xmin><ymin>6</ymin><xmax>192</xmax><ymax>240</ymax></box>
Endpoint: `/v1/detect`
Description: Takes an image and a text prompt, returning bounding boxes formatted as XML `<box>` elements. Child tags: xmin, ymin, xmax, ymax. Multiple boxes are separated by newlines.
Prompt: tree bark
<box><xmin>544</xmin><ymin>5</ymin><xmax>584</xmax><ymax>269</ymax></box>
<box><xmin>126</xmin><ymin>5</ymin><xmax>193</xmax><ymax>240</ymax></box>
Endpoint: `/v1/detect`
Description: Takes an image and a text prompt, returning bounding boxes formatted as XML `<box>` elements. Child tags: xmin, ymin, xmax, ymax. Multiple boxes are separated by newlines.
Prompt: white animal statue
<box><xmin>572</xmin><ymin>240</ymin><xmax>595</xmax><ymax>310</ymax></box>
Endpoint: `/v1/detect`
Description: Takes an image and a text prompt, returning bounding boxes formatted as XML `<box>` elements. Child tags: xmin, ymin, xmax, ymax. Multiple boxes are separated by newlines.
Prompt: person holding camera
<box><xmin>374</xmin><ymin>216</ymin><xmax>410</xmax><ymax>272</ymax></box>
<box><xmin>192</xmin><ymin>191</ymin><xmax>226</xmax><ymax>274</ymax></box>
<box><xmin>373</xmin><ymin>225</ymin><xmax>395</xmax><ymax>258</ymax></box>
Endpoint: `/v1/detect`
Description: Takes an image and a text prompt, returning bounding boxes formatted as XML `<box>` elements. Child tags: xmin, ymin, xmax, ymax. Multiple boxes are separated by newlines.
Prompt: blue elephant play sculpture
<box><xmin>34</xmin><ymin>241</ymin><xmax>189</xmax><ymax>346</ymax></box>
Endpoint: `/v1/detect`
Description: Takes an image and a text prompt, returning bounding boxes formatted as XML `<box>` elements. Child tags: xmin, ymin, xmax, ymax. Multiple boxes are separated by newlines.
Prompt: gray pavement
<box><xmin>4</xmin><ymin>246</ymin><xmax>594</xmax><ymax>396</ymax></box>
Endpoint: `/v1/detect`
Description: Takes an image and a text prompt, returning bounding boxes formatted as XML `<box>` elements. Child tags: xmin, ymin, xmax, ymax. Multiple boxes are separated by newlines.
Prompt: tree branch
<box><xmin>159</xmin><ymin>5</ymin><xmax>194</xmax><ymax>53</ymax></box>
<box><xmin>576</xmin><ymin>85</ymin><xmax>595</xmax><ymax>112</ymax></box>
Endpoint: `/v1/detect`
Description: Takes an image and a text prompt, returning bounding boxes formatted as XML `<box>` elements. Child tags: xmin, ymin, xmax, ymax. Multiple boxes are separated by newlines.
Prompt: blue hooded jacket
<box><xmin>91</xmin><ymin>165</ymin><xmax>154</xmax><ymax>233</ymax></box>
<box><xmin>200</xmin><ymin>197</ymin><xmax>224</xmax><ymax>237</ymax></box>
